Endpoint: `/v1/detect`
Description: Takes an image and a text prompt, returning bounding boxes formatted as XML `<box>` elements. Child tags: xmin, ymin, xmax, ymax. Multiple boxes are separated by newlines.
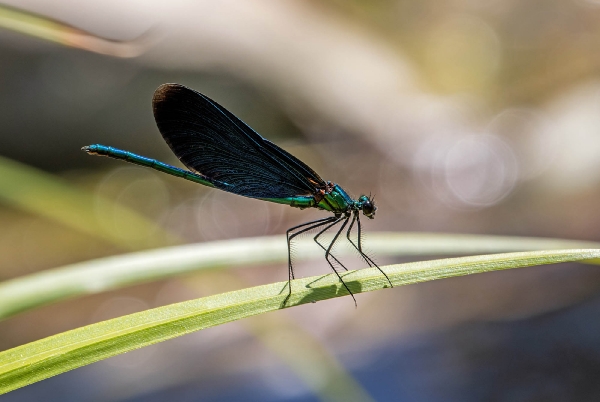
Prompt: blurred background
<box><xmin>2</xmin><ymin>0</ymin><xmax>600</xmax><ymax>400</ymax></box>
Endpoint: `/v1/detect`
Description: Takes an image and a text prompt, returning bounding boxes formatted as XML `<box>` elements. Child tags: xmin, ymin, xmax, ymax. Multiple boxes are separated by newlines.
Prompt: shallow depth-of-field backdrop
<box><xmin>2</xmin><ymin>1</ymin><xmax>600</xmax><ymax>401</ymax></box>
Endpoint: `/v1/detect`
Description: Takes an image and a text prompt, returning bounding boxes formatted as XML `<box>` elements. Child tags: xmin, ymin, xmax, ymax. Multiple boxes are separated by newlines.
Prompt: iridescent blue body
<box><xmin>84</xmin><ymin>145</ymin><xmax>364</xmax><ymax>217</ymax></box>
<box><xmin>261</xmin><ymin>184</ymin><xmax>354</xmax><ymax>212</ymax></box>
<box><xmin>83</xmin><ymin>83</ymin><xmax>391</xmax><ymax>305</ymax></box>
<box><xmin>84</xmin><ymin>144</ymin><xmax>216</xmax><ymax>188</ymax></box>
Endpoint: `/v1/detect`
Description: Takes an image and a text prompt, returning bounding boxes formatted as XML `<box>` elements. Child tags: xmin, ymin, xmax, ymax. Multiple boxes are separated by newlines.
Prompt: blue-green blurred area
<box><xmin>2</xmin><ymin>0</ymin><xmax>600</xmax><ymax>400</ymax></box>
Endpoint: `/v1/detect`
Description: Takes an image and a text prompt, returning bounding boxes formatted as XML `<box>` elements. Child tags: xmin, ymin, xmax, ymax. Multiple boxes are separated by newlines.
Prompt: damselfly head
<box><xmin>358</xmin><ymin>195</ymin><xmax>377</xmax><ymax>219</ymax></box>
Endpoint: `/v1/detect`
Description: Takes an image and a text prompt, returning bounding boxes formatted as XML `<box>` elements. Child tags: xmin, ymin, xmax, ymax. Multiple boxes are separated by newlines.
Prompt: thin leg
<box><xmin>346</xmin><ymin>212</ymin><xmax>393</xmax><ymax>288</ymax></box>
<box><xmin>346</xmin><ymin>212</ymin><xmax>372</xmax><ymax>266</ymax></box>
<box><xmin>312</xmin><ymin>217</ymin><xmax>349</xmax><ymax>271</ymax></box>
<box><xmin>287</xmin><ymin>217</ymin><xmax>335</xmax><ymax>280</ymax></box>
<box><xmin>284</xmin><ymin>216</ymin><xmax>337</xmax><ymax>305</ymax></box>
<box><xmin>345</xmin><ymin>213</ymin><xmax>371</xmax><ymax>267</ymax></box>
<box><xmin>287</xmin><ymin>216</ymin><xmax>334</xmax><ymax>236</ymax></box>
<box><xmin>319</xmin><ymin>216</ymin><xmax>357</xmax><ymax>306</ymax></box>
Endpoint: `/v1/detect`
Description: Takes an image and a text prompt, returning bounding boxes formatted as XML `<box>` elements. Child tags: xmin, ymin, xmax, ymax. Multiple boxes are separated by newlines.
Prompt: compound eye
<box><xmin>362</xmin><ymin>199</ymin><xmax>377</xmax><ymax>218</ymax></box>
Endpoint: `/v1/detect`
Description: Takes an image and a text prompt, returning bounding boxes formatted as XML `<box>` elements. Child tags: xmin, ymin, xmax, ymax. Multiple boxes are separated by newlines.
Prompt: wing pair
<box><xmin>152</xmin><ymin>84</ymin><xmax>325</xmax><ymax>199</ymax></box>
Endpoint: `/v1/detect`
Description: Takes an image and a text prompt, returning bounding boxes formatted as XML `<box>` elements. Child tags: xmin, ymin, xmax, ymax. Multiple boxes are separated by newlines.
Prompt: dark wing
<box><xmin>152</xmin><ymin>84</ymin><xmax>326</xmax><ymax>198</ymax></box>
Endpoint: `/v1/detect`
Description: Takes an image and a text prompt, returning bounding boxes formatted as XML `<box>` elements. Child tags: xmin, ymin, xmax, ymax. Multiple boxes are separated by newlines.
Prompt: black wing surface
<box><xmin>152</xmin><ymin>83</ymin><xmax>326</xmax><ymax>198</ymax></box>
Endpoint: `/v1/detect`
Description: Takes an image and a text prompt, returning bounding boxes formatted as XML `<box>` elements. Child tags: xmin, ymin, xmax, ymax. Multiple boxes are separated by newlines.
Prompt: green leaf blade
<box><xmin>2</xmin><ymin>233</ymin><xmax>600</xmax><ymax>320</ymax></box>
<box><xmin>1</xmin><ymin>248</ymin><xmax>598</xmax><ymax>395</ymax></box>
